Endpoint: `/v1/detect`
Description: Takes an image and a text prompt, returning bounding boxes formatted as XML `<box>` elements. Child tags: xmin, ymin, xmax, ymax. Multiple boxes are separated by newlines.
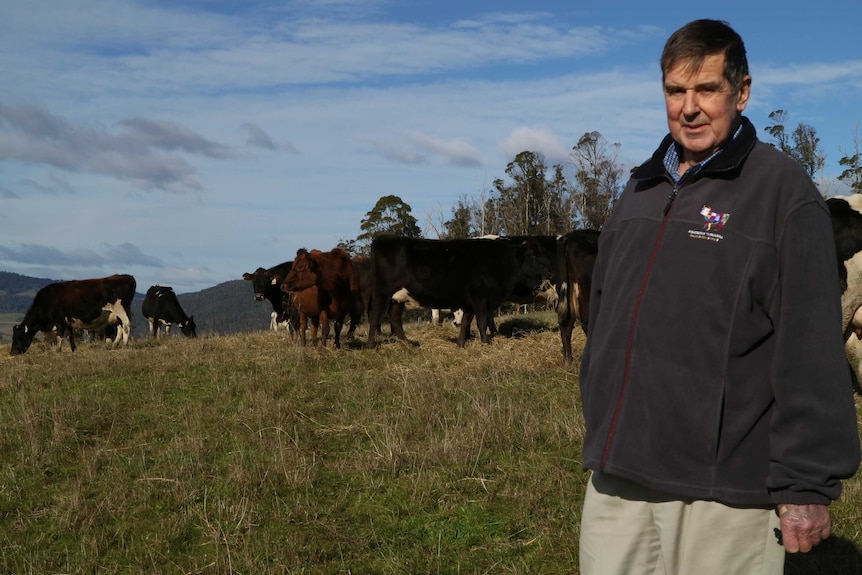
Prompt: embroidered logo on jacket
<box><xmin>700</xmin><ymin>205</ymin><xmax>730</xmax><ymax>231</ymax></box>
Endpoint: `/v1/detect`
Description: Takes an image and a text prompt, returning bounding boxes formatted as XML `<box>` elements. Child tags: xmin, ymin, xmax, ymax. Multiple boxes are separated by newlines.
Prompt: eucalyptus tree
<box><xmin>354</xmin><ymin>195</ymin><xmax>422</xmax><ymax>255</ymax></box>
<box><xmin>569</xmin><ymin>131</ymin><xmax>625</xmax><ymax>230</ymax></box>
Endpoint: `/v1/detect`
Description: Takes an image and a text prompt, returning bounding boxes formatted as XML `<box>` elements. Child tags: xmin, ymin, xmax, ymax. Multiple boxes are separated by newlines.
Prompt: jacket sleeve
<box><xmin>767</xmin><ymin>200</ymin><xmax>861</xmax><ymax>505</ymax></box>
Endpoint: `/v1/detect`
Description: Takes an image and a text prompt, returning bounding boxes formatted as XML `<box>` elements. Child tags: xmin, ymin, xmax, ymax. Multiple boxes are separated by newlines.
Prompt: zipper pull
<box><xmin>663</xmin><ymin>187</ymin><xmax>679</xmax><ymax>216</ymax></box>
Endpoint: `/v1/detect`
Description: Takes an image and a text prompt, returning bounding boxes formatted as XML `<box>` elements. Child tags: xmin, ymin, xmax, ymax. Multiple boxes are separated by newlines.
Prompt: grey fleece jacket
<box><xmin>580</xmin><ymin>117</ymin><xmax>860</xmax><ymax>506</ymax></box>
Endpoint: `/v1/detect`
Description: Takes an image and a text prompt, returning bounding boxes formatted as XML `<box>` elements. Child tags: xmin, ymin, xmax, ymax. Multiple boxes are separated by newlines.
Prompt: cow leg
<box><xmin>388</xmin><ymin>301</ymin><xmax>407</xmax><ymax>340</ymax></box>
<box><xmin>365</xmin><ymin>295</ymin><xmax>384</xmax><ymax>347</ymax></box>
<box><xmin>457</xmin><ymin>310</ymin><xmax>475</xmax><ymax>347</ymax></box>
<box><xmin>475</xmin><ymin>312</ymin><xmax>493</xmax><ymax>344</ymax></box>
<box><xmin>67</xmin><ymin>324</ymin><xmax>78</xmax><ymax>352</ymax></box>
<box><xmin>113</xmin><ymin>304</ymin><xmax>132</xmax><ymax>348</ymax></box>
<box><xmin>298</xmin><ymin>312</ymin><xmax>309</xmax><ymax>346</ymax></box>
<box><xmin>319</xmin><ymin>311</ymin><xmax>330</xmax><ymax>347</ymax></box>
<box><xmin>574</xmin><ymin>282</ymin><xmax>590</xmax><ymax>335</ymax></box>
<box><xmin>333</xmin><ymin>316</ymin><xmax>344</xmax><ymax>349</ymax></box>
<box><xmin>345</xmin><ymin>292</ymin><xmax>363</xmax><ymax>340</ymax></box>
<box><xmin>560</xmin><ymin>320</ymin><xmax>575</xmax><ymax>365</ymax></box>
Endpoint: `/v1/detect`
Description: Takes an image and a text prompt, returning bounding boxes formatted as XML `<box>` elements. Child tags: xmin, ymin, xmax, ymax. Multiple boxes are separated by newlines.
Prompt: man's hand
<box><xmin>778</xmin><ymin>503</ymin><xmax>831</xmax><ymax>553</ymax></box>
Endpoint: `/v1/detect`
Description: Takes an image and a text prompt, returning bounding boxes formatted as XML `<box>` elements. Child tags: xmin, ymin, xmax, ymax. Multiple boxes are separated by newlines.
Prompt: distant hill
<box><xmin>0</xmin><ymin>271</ymin><xmax>60</xmax><ymax>313</ymax></box>
<box><xmin>0</xmin><ymin>271</ymin><xmax>276</xmax><ymax>339</ymax></box>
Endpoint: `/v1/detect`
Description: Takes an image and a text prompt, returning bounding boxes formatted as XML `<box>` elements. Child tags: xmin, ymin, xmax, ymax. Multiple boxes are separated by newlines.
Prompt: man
<box><xmin>578</xmin><ymin>19</ymin><xmax>860</xmax><ymax>575</ymax></box>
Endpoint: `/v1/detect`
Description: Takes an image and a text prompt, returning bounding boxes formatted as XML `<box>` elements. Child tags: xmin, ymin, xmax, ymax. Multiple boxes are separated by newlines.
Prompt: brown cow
<box><xmin>280</xmin><ymin>248</ymin><xmax>361</xmax><ymax>348</ymax></box>
<box><xmin>287</xmin><ymin>286</ymin><xmax>324</xmax><ymax>346</ymax></box>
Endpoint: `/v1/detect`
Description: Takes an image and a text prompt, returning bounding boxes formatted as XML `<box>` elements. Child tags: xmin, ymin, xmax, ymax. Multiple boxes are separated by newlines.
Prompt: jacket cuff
<box><xmin>770</xmin><ymin>489</ymin><xmax>835</xmax><ymax>506</ymax></box>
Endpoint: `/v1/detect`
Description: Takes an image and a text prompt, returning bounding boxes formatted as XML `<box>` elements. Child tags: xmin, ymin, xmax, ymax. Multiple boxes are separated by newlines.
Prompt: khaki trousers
<box><xmin>579</xmin><ymin>471</ymin><xmax>785</xmax><ymax>575</ymax></box>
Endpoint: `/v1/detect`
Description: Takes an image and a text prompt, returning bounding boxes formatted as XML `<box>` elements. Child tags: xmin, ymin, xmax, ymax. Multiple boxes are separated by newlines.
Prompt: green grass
<box><xmin>0</xmin><ymin>314</ymin><xmax>859</xmax><ymax>574</ymax></box>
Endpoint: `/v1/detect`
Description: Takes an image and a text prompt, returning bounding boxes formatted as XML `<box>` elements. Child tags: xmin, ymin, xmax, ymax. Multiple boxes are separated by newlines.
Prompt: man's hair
<box><xmin>661</xmin><ymin>19</ymin><xmax>749</xmax><ymax>89</ymax></box>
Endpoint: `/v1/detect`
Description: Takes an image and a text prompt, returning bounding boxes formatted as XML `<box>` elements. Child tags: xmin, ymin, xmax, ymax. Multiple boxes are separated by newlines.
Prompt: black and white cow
<box><xmin>141</xmin><ymin>285</ymin><xmax>197</xmax><ymax>338</ymax></box>
<box><xmin>10</xmin><ymin>274</ymin><xmax>136</xmax><ymax>355</ymax></box>
<box><xmin>556</xmin><ymin>229</ymin><xmax>601</xmax><ymax>364</ymax></box>
<box><xmin>364</xmin><ymin>236</ymin><xmax>554</xmax><ymax>348</ymax></box>
<box><xmin>243</xmin><ymin>261</ymin><xmax>296</xmax><ymax>331</ymax></box>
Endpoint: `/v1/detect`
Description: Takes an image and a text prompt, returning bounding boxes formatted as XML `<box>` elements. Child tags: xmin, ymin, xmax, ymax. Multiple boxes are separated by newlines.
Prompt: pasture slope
<box><xmin>0</xmin><ymin>316</ymin><xmax>860</xmax><ymax>574</ymax></box>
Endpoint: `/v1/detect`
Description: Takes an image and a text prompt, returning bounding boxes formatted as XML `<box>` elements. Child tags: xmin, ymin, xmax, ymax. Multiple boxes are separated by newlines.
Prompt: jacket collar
<box><xmin>632</xmin><ymin>116</ymin><xmax>758</xmax><ymax>182</ymax></box>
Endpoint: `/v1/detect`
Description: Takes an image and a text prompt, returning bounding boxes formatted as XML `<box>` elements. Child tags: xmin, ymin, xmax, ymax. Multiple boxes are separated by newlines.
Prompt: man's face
<box><xmin>664</xmin><ymin>53</ymin><xmax>751</xmax><ymax>165</ymax></box>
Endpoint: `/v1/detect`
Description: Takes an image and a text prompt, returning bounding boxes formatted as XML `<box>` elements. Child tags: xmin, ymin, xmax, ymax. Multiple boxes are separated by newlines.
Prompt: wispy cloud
<box><xmin>0</xmin><ymin>103</ymin><xmax>231</xmax><ymax>193</ymax></box>
<box><xmin>405</xmin><ymin>131</ymin><xmax>484</xmax><ymax>167</ymax></box>
<box><xmin>240</xmin><ymin>122</ymin><xmax>290</xmax><ymax>152</ymax></box>
<box><xmin>501</xmin><ymin>126</ymin><xmax>570</xmax><ymax>166</ymax></box>
<box><xmin>0</xmin><ymin>241</ymin><xmax>163</xmax><ymax>268</ymax></box>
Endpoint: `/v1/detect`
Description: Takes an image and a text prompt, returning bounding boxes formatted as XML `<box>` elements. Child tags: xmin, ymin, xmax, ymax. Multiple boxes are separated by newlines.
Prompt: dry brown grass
<box><xmin>0</xmin><ymin>315</ymin><xmax>858</xmax><ymax>574</ymax></box>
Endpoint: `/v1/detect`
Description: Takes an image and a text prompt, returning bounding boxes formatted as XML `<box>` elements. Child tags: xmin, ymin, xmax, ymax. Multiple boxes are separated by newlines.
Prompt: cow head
<box><xmin>243</xmin><ymin>268</ymin><xmax>272</xmax><ymax>301</ymax></box>
<box><xmin>179</xmin><ymin>316</ymin><xmax>197</xmax><ymax>338</ymax></box>
<box><xmin>281</xmin><ymin>249</ymin><xmax>318</xmax><ymax>292</ymax></box>
<box><xmin>10</xmin><ymin>323</ymin><xmax>36</xmax><ymax>355</ymax></box>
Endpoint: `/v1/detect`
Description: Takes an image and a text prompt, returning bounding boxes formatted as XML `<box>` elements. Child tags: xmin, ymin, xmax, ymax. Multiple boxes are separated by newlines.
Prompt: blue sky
<box><xmin>2</xmin><ymin>0</ymin><xmax>861</xmax><ymax>294</ymax></box>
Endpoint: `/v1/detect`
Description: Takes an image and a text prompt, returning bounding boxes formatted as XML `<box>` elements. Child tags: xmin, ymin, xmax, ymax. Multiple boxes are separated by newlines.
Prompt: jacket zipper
<box><xmin>601</xmin><ymin>183</ymin><xmax>681</xmax><ymax>468</ymax></box>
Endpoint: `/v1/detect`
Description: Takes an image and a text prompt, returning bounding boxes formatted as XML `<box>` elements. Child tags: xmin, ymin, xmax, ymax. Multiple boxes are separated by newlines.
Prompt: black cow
<box><xmin>10</xmin><ymin>274</ymin><xmax>136</xmax><ymax>355</ymax></box>
<box><xmin>243</xmin><ymin>261</ymin><xmax>295</xmax><ymax>331</ymax></box>
<box><xmin>556</xmin><ymin>229</ymin><xmax>601</xmax><ymax>364</ymax></box>
<box><xmin>462</xmin><ymin>234</ymin><xmax>560</xmax><ymax>338</ymax></box>
<box><xmin>141</xmin><ymin>285</ymin><xmax>197</xmax><ymax>338</ymax></box>
<box><xmin>364</xmin><ymin>236</ymin><xmax>554</xmax><ymax>348</ymax></box>
<box><xmin>826</xmin><ymin>195</ymin><xmax>862</xmax><ymax>395</ymax></box>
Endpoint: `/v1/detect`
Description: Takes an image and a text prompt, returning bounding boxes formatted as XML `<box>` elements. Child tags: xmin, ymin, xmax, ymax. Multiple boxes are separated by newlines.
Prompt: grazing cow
<box><xmin>10</xmin><ymin>274</ymin><xmax>136</xmax><ymax>355</ymax></box>
<box><xmin>141</xmin><ymin>285</ymin><xmax>197</xmax><ymax>338</ymax></box>
<box><xmin>556</xmin><ymin>229</ymin><xmax>601</xmax><ymax>364</ymax></box>
<box><xmin>364</xmin><ymin>236</ymin><xmax>554</xmax><ymax>348</ymax></box>
<box><xmin>243</xmin><ymin>261</ymin><xmax>295</xmax><ymax>331</ymax></box>
<box><xmin>826</xmin><ymin>195</ymin><xmax>862</xmax><ymax>395</ymax></box>
<box><xmin>280</xmin><ymin>248</ymin><xmax>361</xmax><ymax>348</ymax></box>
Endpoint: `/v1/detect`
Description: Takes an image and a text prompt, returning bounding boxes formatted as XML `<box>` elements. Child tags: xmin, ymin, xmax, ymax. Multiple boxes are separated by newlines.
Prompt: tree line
<box><xmin>338</xmin><ymin>111</ymin><xmax>862</xmax><ymax>256</ymax></box>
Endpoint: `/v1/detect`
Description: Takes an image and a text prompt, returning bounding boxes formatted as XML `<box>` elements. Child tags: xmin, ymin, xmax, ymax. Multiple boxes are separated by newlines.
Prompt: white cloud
<box><xmin>501</xmin><ymin>126</ymin><xmax>570</xmax><ymax>166</ymax></box>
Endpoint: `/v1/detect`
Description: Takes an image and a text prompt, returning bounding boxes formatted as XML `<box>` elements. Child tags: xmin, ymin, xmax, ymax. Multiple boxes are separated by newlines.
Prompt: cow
<box><xmin>271</xmin><ymin>290</ymin><xmax>301</xmax><ymax>337</ymax></box>
<box><xmin>286</xmin><ymin>286</ymin><xmax>328</xmax><ymax>346</ymax></box>
<box><xmin>280</xmin><ymin>247</ymin><xmax>362</xmax><ymax>348</ymax></box>
<box><xmin>243</xmin><ymin>261</ymin><xmax>295</xmax><ymax>331</ymax></box>
<box><xmin>141</xmin><ymin>285</ymin><xmax>197</xmax><ymax>338</ymax></box>
<box><xmin>10</xmin><ymin>274</ymin><xmax>136</xmax><ymax>355</ymax></box>
<box><xmin>555</xmin><ymin>229</ymin><xmax>601</xmax><ymax>364</ymax></box>
<box><xmin>352</xmin><ymin>254</ymin><xmax>414</xmax><ymax>337</ymax></box>
<box><xmin>364</xmin><ymin>236</ymin><xmax>554</xmax><ymax>348</ymax></box>
<box><xmin>451</xmin><ymin>234</ymin><xmax>560</xmax><ymax>339</ymax></box>
<box><xmin>826</xmin><ymin>195</ymin><xmax>862</xmax><ymax>395</ymax></box>
<box><xmin>273</xmin><ymin>291</ymin><xmax>302</xmax><ymax>338</ymax></box>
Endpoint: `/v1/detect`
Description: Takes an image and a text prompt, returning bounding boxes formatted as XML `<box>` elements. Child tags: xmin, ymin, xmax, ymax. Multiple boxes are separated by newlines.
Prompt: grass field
<box><xmin>1</xmin><ymin>314</ymin><xmax>860</xmax><ymax>574</ymax></box>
